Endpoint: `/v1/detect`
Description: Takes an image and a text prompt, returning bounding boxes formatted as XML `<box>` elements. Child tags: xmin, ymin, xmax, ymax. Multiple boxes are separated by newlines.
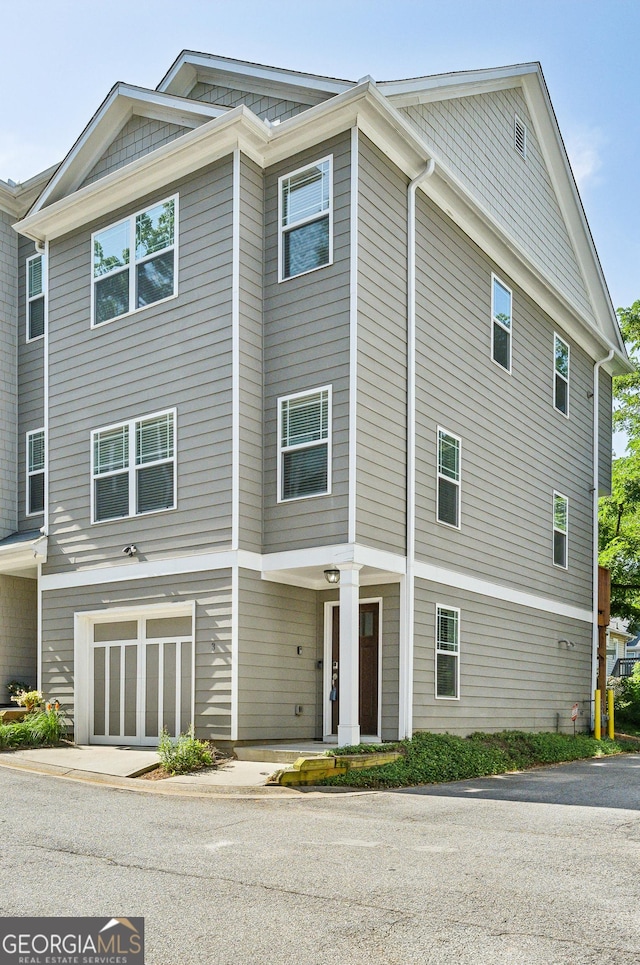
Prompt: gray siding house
<box><xmin>0</xmin><ymin>52</ymin><xmax>630</xmax><ymax>746</ymax></box>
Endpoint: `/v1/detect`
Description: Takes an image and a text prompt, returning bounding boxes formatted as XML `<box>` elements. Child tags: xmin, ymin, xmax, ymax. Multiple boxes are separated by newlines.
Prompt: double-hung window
<box><xmin>437</xmin><ymin>428</ymin><xmax>461</xmax><ymax>528</ymax></box>
<box><xmin>491</xmin><ymin>274</ymin><xmax>512</xmax><ymax>371</ymax></box>
<box><xmin>92</xmin><ymin>196</ymin><xmax>177</xmax><ymax>326</ymax></box>
<box><xmin>92</xmin><ymin>410</ymin><xmax>176</xmax><ymax>522</ymax></box>
<box><xmin>436</xmin><ymin>605</ymin><xmax>460</xmax><ymax>699</ymax></box>
<box><xmin>279</xmin><ymin>157</ymin><xmax>332</xmax><ymax>281</ymax></box>
<box><xmin>553</xmin><ymin>491</ymin><xmax>568</xmax><ymax>568</ymax></box>
<box><xmin>27</xmin><ymin>253</ymin><xmax>45</xmax><ymax>340</ymax></box>
<box><xmin>278</xmin><ymin>387</ymin><xmax>331</xmax><ymax>501</ymax></box>
<box><xmin>554</xmin><ymin>334</ymin><xmax>570</xmax><ymax>416</ymax></box>
<box><xmin>26</xmin><ymin>429</ymin><xmax>45</xmax><ymax>516</ymax></box>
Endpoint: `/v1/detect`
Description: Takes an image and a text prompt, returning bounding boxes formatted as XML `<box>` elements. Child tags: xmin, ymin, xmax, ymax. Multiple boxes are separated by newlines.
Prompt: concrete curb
<box><xmin>0</xmin><ymin>755</ymin><xmax>303</xmax><ymax>799</ymax></box>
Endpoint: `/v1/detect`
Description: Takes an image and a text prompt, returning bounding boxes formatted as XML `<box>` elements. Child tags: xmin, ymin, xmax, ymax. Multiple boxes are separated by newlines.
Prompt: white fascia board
<box><xmin>29</xmin><ymin>84</ymin><xmax>229</xmax><ymax>213</ymax></box>
<box><xmin>0</xmin><ymin>166</ymin><xmax>58</xmax><ymax>218</ymax></box>
<box><xmin>381</xmin><ymin>63</ymin><xmax>540</xmax><ymax>106</ymax></box>
<box><xmin>414</xmin><ymin>559</ymin><xmax>592</xmax><ymax>624</ymax></box>
<box><xmin>158</xmin><ymin>51</ymin><xmax>354</xmax><ymax>102</ymax></box>
<box><xmin>15</xmin><ymin>106</ymin><xmax>269</xmax><ymax>243</ymax></box>
<box><xmin>520</xmin><ymin>73</ymin><xmax>627</xmax><ymax>360</ymax></box>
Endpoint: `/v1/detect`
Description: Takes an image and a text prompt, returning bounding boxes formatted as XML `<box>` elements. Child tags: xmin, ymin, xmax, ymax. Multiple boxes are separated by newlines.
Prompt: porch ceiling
<box><xmin>0</xmin><ymin>531</ymin><xmax>46</xmax><ymax>579</ymax></box>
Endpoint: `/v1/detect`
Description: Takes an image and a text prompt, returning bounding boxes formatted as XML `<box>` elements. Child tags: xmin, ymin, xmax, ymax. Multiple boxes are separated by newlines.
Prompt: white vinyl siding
<box><xmin>554</xmin><ymin>333</ymin><xmax>570</xmax><ymax>416</ymax></box>
<box><xmin>278</xmin><ymin>157</ymin><xmax>332</xmax><ymax>281</ymax></box>
<box><xmin>92</xmin><ymin>196</ymin><xmax>177</xmax><ymax>326</ymax></box>
<box><xmin>435</xmin><ymin>604</ymin><xmax>460</xmax><ymax>699</ymax></box>
<box><xmin>437</xmin><ymin>428</ymin><xmax>461</xmax><ymax>528</ymax></box>
<box><xmin>27</xmin><ymin>253</ymin><xmax>45</xmax><ymax>341</ymax></box>
<box><xmin>278</xmin><ymin>387</ymin><xmax>331</xmax><ymax>502</ymax></box>
<box><xmin>92</xmin><ymin>410</ymin><xmax>176</xmax><ymax>523</ymax></box>
<box><xmin>553</xmin><ymin>491</ymin><xmax>568</xmax><ymax>569</ymax></box>
<box><xmin>491</xmin><ymin>274</ymin><xmax>512</xmax><ymax>372</ymax></box>
<box><xmin>26</xmin><ymin>428</ymin><xmax>45</xmax><ymax>516</ymax></box>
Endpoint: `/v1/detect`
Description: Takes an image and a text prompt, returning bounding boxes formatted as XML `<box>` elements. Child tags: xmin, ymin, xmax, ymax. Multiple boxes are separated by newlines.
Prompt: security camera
<box><xmin>122</xmin><ymin>544</ymin><xmax>137</xmax><ymax>557</ymax></box>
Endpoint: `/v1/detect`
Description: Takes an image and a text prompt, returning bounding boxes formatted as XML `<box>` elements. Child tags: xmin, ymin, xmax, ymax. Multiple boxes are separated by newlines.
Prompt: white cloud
<box><xmin>563</xmin><ymin>124</ymin><xmax>606</xmax><ymax>192</ymax></box>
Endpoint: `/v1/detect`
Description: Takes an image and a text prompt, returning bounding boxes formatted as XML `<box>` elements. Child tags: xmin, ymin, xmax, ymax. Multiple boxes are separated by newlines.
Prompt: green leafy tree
<box><xmin>599</xmin><ymin>300</ymin><xmax>640</xmax><ymax>631</ymax></box>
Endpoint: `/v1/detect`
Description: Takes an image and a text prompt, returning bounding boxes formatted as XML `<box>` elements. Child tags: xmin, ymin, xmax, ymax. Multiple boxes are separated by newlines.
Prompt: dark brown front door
<box><xmin>331</xmin><ymin>602</ymin><xmax>379</xmax><ymax>736</ymax></box>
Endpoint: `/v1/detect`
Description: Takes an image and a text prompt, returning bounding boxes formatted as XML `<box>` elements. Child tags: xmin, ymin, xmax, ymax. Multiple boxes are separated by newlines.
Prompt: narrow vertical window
<box><xmin>436</xmin><ymin>605</ymin><xmax>460</xmax><ymax>699</ymax></box>
<box><xmin>279</xmin><ymin>157</ymin><xmax>332</xmax><ymax>280</ymax></box>
<box><xmin>554</xmin><ymin>334</ymin><xmax>570</xmax><ymax>415</ymax></box>
<box><xmin>27</xmin><ymin>254</ymin><xmax>45</xmax><ymax>340</ymax></box>
<box><xmin>514</xmin><ymin>116</ymin><xmax>527</xmax><ymax>158</ymax></box>
<box><xmin>27</xmin><ymin>429</ymin><xmax>45</xmax><ymax>515</ymax></box>
<box><xmin>437</xmin><ymin>429</ymin><xmax>461</xmax><ymax>528</ymax></box>
<box><xmin>491</xmin><ymin>275</ymin><xmax>512</xmax><ymax>371</ymax></box>
<box><xmin>279</xmin><ymin>387</ymin><xmax>331</xmax><ymax>501</ymax></box>
<box><xmin>553</xmin><ymin>492</ymin><xmax>568</xmax><ymax>568</ymax></box>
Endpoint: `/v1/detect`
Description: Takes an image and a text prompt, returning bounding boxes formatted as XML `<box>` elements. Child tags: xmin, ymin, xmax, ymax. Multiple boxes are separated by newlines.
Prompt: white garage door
<box><xmin>90</xmin><ymin>614</ymin><xmax>194</xmax><ymax>746</ymax></box>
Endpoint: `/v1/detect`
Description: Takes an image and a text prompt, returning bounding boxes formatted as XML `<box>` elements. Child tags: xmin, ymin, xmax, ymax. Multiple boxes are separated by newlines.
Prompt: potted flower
<box><xmin>11</xmin><ymin>689</ymin><xmax>43</xmax><ymax>712</ymax></box>
<box><xmin>6</xmin><ymin>680</ymin><xmax>30</xmax><ymax>704</ymax></box>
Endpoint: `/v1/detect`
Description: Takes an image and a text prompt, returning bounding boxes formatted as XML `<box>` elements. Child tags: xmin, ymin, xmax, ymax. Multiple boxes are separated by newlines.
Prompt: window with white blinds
<box><xmin>92</xmin><ymin>411</ymin><xmax>176</xmax><ymax>522</ymax></box>
<box><xmin>279</xmin><ymin>157</ymin><xmax>332</xmax><ymax>281</ymax></box>
<box><xmin>437</xmin><ymin>428</ymin><xmax>461</xmax><ymax>528</ymax></box>
<box><xmin>26</xmin><ymin>428</ymin><xmax>45</xmax><ymax>516</ymax></box>
<box><xmin>436</xmin><ymin>605</ymin><xmax>460</xmax><ymax>699</ymax></box>
<box><xmin>27</xmin><ymin>254</ymin><xmax>45</xmax><ymax>340</ymax></box>
<box><xmin>278</xmin><ymin>387</ymin><xmax>331</xmax><ymax>501</ymax></box>
<box><xmin>92</xmin><ymin>197</ymin><xmax>177</xmax><ymax>326</ymax></box>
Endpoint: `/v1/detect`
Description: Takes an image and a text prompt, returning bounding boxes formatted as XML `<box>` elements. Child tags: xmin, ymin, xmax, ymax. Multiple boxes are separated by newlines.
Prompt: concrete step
<box><xmin>234</xmin><ymin>743</ymin><xmax>330</xmax><ymax>764</ymax></box>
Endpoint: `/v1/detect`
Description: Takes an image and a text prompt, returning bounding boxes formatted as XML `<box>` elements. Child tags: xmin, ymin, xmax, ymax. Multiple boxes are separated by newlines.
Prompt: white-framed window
<box><xmin>436</xmin><ymin>604</ymin><xmax>460</xmax><ymax>699</ymax></box>
<box><xmin>554</xmin><ymin>333</ymin><xmax>570</xmax><ymax>416</ymax></box>
<box><xmin>91</xmin><ymin>410</ymin><xmax>176</xmax><ymax>523</ymax></box>
<box><xmin>91</xmin><ymin>196</ymin><xmax>177</xmax><ymax>326</ymax></box>
<box><xmin>27</xmin><ymin>253</ymin><xmax>45</xmax><ymax>341</ymax></box>
<box><xmin>26</xmin><ymin>428</ymin><xmax>45</xmax><ymax>516</ymax></box>
<box><xmin>553</xmin><ymin>491</ymin><xmax>568</xmax><ymax>569</ymax></box>
<box><xmin>437</xmin><ymin>428</ymin><xmax>461</xmax><ymax>528</ymax></box>
<box><xmin>278</xmin><ymin>157</ymin><xmax>332</xmax><ymax>281</ymax></box>
<box><xmin>491</xmin><ymin>274</ymin><xmax>512</xmax><ymax>372</ymax></box>
<box><xmin>278</xmin><ymin>386</ymin><xmax>331</xmax><ymax>502</ymax></box>
<box><xmin>514</xmin><ymin>115</ymin><xmax>527</xmax><ymax>158</ymax></box>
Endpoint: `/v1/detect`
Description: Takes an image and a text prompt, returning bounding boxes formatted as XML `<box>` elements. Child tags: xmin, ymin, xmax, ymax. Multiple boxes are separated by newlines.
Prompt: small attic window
<box><xmin>514</xmin><ymin>116</ymin><xmax>527</xmax><ymax>159</ymax></box>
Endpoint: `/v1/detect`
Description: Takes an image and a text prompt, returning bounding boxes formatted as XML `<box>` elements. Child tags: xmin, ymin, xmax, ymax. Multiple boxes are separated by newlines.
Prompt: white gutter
<box><xmin>591</xmin><ymin>348</ymin><xmax>614</xmax><ymax>726</ymax></box>
<box><xmin>401</xmin><ymin>158</ymin><xmax>435</xmax><ymax>739</ymax></box>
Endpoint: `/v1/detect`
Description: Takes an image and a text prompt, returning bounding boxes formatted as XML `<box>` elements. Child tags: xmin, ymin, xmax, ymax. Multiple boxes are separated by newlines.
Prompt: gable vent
<box><xmin>514</xmin><ymin>116</ymin><xmax>527</xmax><ymax>158</ymax></box>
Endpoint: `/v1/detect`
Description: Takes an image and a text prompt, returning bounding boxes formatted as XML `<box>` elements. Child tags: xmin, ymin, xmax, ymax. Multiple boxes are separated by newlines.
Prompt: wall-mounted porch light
<box><xmin>324</xmin><ymin>568</ymin><xmax>340</xmax><ymax>585</ymax></box>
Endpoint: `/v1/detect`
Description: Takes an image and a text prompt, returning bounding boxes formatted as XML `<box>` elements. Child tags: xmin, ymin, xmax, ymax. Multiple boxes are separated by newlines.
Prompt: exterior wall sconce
<box><xmin>324</xmin><ymin>568</ymin><xmax>340</xmax><ymax>585</ymax></box>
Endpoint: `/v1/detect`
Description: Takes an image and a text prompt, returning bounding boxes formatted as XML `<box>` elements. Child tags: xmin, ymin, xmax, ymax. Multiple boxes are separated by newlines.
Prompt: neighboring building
<box><xmin>0</xmin><ymin>52</ymin><xmax>631</xmax><ymax>744</ymax></box>
<box><xmin>606</xmin><ymin>618</ymin><xmax>634</xmax><ymax>676</ymax></box>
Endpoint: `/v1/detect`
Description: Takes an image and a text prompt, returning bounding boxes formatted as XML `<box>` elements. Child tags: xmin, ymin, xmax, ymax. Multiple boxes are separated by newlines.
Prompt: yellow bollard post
<box><xmin>594</xmin><ymin>690</ymin><xmax>601</xmax><ymax>740</ymax></box>
<box><xmin>607</xmin><ymin>688</ymin><xmax>615</xmax><ymax>740</ymax></box>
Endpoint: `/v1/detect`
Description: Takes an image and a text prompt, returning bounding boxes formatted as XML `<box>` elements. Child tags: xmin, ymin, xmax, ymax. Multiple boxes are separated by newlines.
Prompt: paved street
<box><xmin>0</xmin><ymin>755</ymin><xmax>639</xmax><ymax>964</ymax></box>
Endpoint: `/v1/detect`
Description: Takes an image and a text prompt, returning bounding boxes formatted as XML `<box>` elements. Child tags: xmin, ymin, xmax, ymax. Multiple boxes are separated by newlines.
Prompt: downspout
<box><xmin>401</xmin><ymin>158</ymin><xmax>435</xmax><ymax>739</ymax></box>
<box><xmin>591</xmin><ymin>348</ymin><xmax>614</xmax><ymax>728</ymax></box>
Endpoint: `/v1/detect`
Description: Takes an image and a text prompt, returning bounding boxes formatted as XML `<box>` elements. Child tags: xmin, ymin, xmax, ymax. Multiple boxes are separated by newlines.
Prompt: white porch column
<box><xmin>338</xmin><ymin>562</ymin><xmax>362</xmax><ymax>747</ymax></box>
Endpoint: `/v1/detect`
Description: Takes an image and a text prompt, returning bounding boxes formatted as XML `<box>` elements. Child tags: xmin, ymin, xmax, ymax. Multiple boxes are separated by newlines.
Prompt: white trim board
<box><xmin>414</xmin><ymin>559</ymin><xmax>591</xmax><ymax>623</ymax></box>
<box><xmin>40</xmin><ymin>542</ymin><xmax>591</xmax><ymax>623</ymax></box>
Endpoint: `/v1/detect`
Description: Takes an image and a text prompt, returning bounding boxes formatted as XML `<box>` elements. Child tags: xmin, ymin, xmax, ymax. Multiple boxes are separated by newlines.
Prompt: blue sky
<box><xmin>1</xmin><ymin>0</ymin><xmax>638</xmax><ymax>314</ymax></box>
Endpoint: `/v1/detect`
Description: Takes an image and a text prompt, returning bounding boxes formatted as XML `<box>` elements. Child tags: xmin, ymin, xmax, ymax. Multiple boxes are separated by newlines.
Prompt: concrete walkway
<box><xmin>0</xmin><ymin>741</ymin><xmax>329</xmax><ymax>796</ymax></box>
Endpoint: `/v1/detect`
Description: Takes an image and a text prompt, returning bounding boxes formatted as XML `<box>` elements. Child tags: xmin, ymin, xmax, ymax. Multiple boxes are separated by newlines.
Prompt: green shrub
<box><xmin>320</xmin><ymin>729</ymin><xmax>625</xmax><ymax>789</ymax></box>
<box><xmin>0</xmin><ymin>708</ymin><xmax>65</xmax><ymax>750</ymax></box>
<box><xmin>611</xmin><ymin>664</ymin><xmax>640</xmax><ymax>726</ymax></box>
<box><xmin>157</xmin><ymin>725</ymin><xmax>214</xmax><ymax>775</ymax></box>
